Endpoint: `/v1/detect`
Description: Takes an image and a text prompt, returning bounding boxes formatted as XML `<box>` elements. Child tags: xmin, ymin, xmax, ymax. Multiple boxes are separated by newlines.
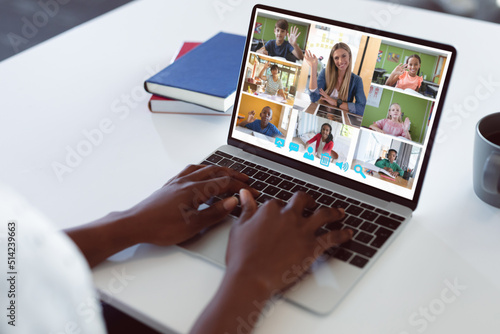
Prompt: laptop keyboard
<box><xmin>202</xmin><ymin>151</ymin><xmax>405</xmax><ymax>269</ymax></box>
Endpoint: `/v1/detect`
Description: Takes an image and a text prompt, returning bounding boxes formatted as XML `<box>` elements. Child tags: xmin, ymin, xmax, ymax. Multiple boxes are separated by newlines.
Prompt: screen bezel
<box><xmin>227</xmin><ymin>4</ymin><xmax>456</xmax><ymax>211</ymax></box>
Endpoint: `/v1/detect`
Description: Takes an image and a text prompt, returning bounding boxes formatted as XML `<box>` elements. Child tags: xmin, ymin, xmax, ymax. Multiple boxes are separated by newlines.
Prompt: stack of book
<box><xmin>144</xmin><ymin>32</ymin><xmax>246</xmax><ymax>116</ymax></box>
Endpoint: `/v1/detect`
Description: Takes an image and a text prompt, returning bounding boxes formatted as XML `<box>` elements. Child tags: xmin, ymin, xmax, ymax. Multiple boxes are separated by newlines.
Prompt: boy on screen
<box><xmin>239</xmin><ymin>106</ymin><xmax>283</xmax><ymax>137</ymax></box>
<box><xmin>257</xmin><ymin>19</ymin><xmax>304</xmax><ymax>61</ymax></box>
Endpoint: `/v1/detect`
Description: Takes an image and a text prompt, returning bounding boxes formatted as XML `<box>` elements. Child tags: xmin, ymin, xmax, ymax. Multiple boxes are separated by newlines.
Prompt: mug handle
<box><xmin>483</xmin><ymin>152</ymin><xmax>500</xmax><ymax>194</ymax></box>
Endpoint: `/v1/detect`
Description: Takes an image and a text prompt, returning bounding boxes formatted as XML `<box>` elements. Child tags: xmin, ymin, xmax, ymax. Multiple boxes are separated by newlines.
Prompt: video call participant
<box><xmin>239</xmin><ymin>106</ymin><xmax>283</xmax><ymax>137</ymax></box>
<box><xmin>258</xmin><ymin>62</ymin><xmax>287</xmax><ymax>99</ymax></box>
<box><xmin>385</xmin><ymin>54</ymin><xmax>423</xmax><ymax>92</ymax></box>
<box><xmin>369</xmin><ymin>103</ymin><xmax>412</xmax><ymax>140</ymax></box>
<box><xmin>257</xmin><ymin>19</ymin><xmax>304</xmax><ymax>61</ymax></box>
<box><xmin>304</xmin><ymin>42</ymin><xmax>366</xmax><ymax>116</ymax></box>
<box><xmin>375</xmin><ymin>149</ymin><xmax>405</xmax><ymax>177</ymax></box>
<box><xmin>306</xmin><ymin>123</ymin><xmax>339</xmax><ymax>160</ymax></box>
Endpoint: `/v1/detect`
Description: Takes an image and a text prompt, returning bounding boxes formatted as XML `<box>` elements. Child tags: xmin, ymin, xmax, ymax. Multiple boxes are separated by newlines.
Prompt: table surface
<box><xmin>2</xmin><ymin>0</ymin><xmax>500</xmax><ymax>333</ymax></box>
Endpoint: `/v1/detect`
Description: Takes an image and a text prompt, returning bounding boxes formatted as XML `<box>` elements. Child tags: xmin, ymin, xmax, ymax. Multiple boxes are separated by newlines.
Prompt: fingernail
<box><xmin>239</xmin><ymin>188</ymin><xmax>250</xmax><ymax>205</ymax></box>
<box><xmin>223</xmin><ymin>196</ymin><xmax>238</xmax><ymax>211</ymax></box>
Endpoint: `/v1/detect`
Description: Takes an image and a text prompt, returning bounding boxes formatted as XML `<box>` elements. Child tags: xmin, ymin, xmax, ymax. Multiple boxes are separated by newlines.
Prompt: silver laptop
<box><xmin>180</xmin><ymin>4</ymin><xmax>456</xmax><ymax>315</ymax></box>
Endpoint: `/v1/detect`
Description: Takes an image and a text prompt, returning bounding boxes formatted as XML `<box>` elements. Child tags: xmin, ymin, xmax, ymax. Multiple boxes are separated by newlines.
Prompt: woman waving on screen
<box><xmin>305</xmin><ymin>42</ymin><xmax>366</xmax><ymax>116</ymax></box>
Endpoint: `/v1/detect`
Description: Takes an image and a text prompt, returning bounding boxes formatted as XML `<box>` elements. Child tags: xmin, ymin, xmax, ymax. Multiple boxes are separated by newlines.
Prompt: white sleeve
<box><xmin>0</xmin><ymin>186</ymin><xmax>107</xmax><ymax>334</ymax></box>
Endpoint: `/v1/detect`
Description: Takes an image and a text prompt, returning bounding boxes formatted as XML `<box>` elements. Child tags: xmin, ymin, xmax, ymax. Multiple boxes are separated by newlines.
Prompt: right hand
<box><xmin>226</xmin><ymin>190</ymin><xmax>352</xmax><ymax>294</ymax></box>
<box><xmin>391</xmin><ymin>63</ymin><xmax>407</xmax><ymax>77</ymax></box>
<box><xmin>247</xmin><ymin>110</ymin><xmax>256</xmax><ymax>123</ymax></box>
<box><xmin>304</xmin><ymin>50</ymin><xmax>318</xmax><ymax>69</ymax></box>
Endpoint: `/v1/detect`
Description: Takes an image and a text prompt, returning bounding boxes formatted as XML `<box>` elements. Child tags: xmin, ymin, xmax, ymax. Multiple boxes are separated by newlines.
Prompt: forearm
<box><xmin>309</xmin><ymin>69</ymin><xmax>318</xmax><ymax>91</ymax></box>
<box><xmin>385</xmin><ymin>74</ymin><xmax>399</xmax><ymax>86</ymax></box>
<box><xmin>292</xmin><ymin>43</ymin><xmax>303</xmax><ymax>60</ymax></box>
<box><xmin>65</xmin><ymin>210</ymin><xmax>139</xmax><ymax>268</ymax></box>
<box><xmin>190</xmin><ymin>269</ymin><xmax>272</xmax><ymax>334</ymax></box>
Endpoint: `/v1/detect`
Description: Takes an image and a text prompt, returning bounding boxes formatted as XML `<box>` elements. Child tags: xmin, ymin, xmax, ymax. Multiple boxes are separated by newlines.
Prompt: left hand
<box><xmin>127</xmin><ymin>165</ymin><xmax>259</xmax><ymax>246</ymax></box>
<box><xmin>287</xmin><ymin>26</ymin><xmax>301</xmax><ymax>45</ymax></box>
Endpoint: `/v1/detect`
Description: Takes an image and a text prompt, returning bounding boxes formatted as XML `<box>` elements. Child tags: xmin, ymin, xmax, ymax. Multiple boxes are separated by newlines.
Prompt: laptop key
<box><xmin>317</xmin><ymin>194</ymin><xmax>335</xmax><ymax>206</ymax></box>
<box><xmin>251</xmin><ymin>180</ymin><xmax>267</xmax><ymax>191</ymax></box>
<box><xmin>306</xmin><ymin>189</ymin><xmax>322</xmax><ymax>200</ymax></box>
<box><xmin>305</xmin><ymin>183</ymin><xmax>319</xmax><ymax>190</ymax></box>
<box><xmin>263</xmin><ymin>185</ymin><xmax>280</xmax><ymax>196</ymax></box>
<box><xmin>332</xmin><ymin>199</ymin><xmax>349</xmax><ymax>209</ymax></box>
<box><xmin>390</xmin><ymin>213</ymin><xmax>405</xmax><ymax>221</ymax></box>
<box><xmin>333</xmin><ymin>248</ymin><xmax>353</xmax><ymax>262</ymax></box>
<box><xmin>266</xmin><ymin>175</ymin><xmax>282</xmax><ymax>186</ymax></box>
<box><xmin>254</xmin><ymin>171</ymin><xmax>270</xmax><ymax>182</ymax></box>
<box><xmin>332</xmin><ymin>193</ymin><xmax>346</xmax><ymax>200</ymax></box>
<box><xmin>375</xmin><ymin>208</ymin><xmax>390</xmax><ymax>216</ymax></box>
<box><xmin>350</xmin><ymin>255</ymin><xmax>369</xmax><ymax>268</ymax></box>
<box><xmin>277</xmin><ymin>180</ymin><xmax>294</xmax><ymax>191</ymax></box>
<box><xmin>230</xmin><ymin>205</ymin><xmax>242</xmax><ymax>218</ymax></box>
<box><xmin>230</xmin><ymin>162</ymin><xmax>246</xmax><ymax>172</ymax></box>
<box><xmin>361</xmin><ymin>203</ymin><xmax>375</xmax><ymax>210</ymax></box>
<box><xmin>342</xmin><ymin>240</ymin><xmax>377</xmax><ymax>258</ymax></box>
<box><xmin>215</xmin><ymin>151</ymin><xmax>232</xmax><ymax>159</ymax></box>
<box><xmin>323</xmin><ymin>221</ymin><xmax>343</xmax><ymax>231</ymax></box>
<box><xmin>256</xmin><ymin>193</ymin><xmax>273</xmax><ymax>204</ymax></box>
<box><xmin>291</xmin><ymin>184</ymin><xmax>309</xmax><ymax>193</ymax></box>
<box><xmin>201</xmin><ymin>161</ymin><xmax>213</xmax><ymax>166</ymax></box>
<box><xmin>276</xmin><ymin>190</ymin><xmax>293</xmax><ymax>201</ymax></box>
<box><xmin>371</xmin><ymin>227</ymin><xmax>394</xmax><ymax>248</ymax></box>
<box><xmin>360</xmin><ymin>221</ymin><xmax>377</xmax><ymax>233</ymax></box>
<box><xmin>375</xmin><ymin>215</ymin><xmax>402</xmax><ymax>230</ymax></box>
<box><xmin>346</xmin><ymin>198</ymin><xmax>360</xmax><ymax>205</ymax></box>
<box><xmin>346</xmin><ymin>205</ymin><xmax>363</xmax><ymax>216</ymax></box>
<box><xmin>231</xmin><ymin>157</ymin><xmax>245</xmax><ymax>163</ymax></box>
<box><xmin>345</xmin><ymin>216</ymin><xmax>363</xmax><ymax>227</ymax></box>
<box><xmin>360</xmin><ymin>210</ymin><xmax>378</xmax><ymax>221</ymax></box>
<box><xmin>293</xmin><ymin>178</ymin><xmax>306</xmax><ymax>185</ymax></box>
<box><xmin>206</xmin><ymin>154</ymin><xmax>223</xmax><ymax>164</ymax></box>
<box><xmin>241</xmin><ymin>166</ymin><xmax>258</xmax><ymax>177</ymax></box>
<box><xmin>355</xmin><ymin>232</ymin><xmax>374</xmax><ymax>244</ymax></box>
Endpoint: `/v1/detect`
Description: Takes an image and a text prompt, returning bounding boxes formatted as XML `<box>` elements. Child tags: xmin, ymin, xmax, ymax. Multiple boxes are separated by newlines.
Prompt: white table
<box><xmin>2</xmin><ymin>0</ymin><xmax>500</xmax><ymax>333</ymax></box>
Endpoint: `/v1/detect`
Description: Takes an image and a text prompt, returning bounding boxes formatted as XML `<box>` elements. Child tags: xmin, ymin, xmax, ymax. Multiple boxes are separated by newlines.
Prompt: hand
<box><xmin>403</xmin><ymin>117</ymin><xmax>410</xmax><ymax>131</ymax></box>
<box><xmin>391</xmin><ymin>63</ymin><xmax>407</xmax><ymax>77</ymax></box>
<box><xmin>226</xmin><ymin>190</ymin><xmax>352</xmax><ymax>294</ymax></box>
<box><xmin>264</xmin><ymin>61</ymin><xmax>270</xmax><ymax>69</ymax></box>
<box><xmin>384</xmin><ymin>167</ymin><xmax>394</xmax><ymax>173</ymax></box>
<box><xmin>318</xmin><ymin>88</ymin><xmax>336</xmax><ymax>106</ymax></box>
<box><xmin>247</xmin><ymin>110</ymin><xmax>256</xmax><ymax>123</ymax></box>
<box><xmin>287</xmin><ymin>26</ymin><xmax>301</xmax><ymax>45</ymax></box>
<box><xmin>304</xmin><ymin>49</ymin><xmax>318</xmax><ymax>69</ymax></box>
<box><xmin>126</xmin><ymin>165</ymin><xmax>259</xmax><ymax>246</ymax></box>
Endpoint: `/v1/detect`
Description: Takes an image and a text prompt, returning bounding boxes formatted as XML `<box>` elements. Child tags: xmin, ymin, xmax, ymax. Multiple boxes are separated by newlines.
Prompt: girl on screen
<box><xmin>369</xmin><ymin>103</ymin><xmax>412</xmax><ymax>140</ymax></box>
<box><xmin>304</xmin><ymin>42</ymin><xmax>366</xmax><ymax>116</ymax></box>
<box><xmin>306</xmin><ymin>123</ymin><xmax>339</xmax><ymax>160</ymax></box>
<box><xmin>385</xmin><ymin>54</ymin><xmax>423</xmax><ymax>92</ymax></box>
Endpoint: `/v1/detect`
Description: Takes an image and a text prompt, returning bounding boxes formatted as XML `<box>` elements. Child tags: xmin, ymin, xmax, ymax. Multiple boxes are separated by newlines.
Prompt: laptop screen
<box><xmin>229</xmin><ymin>5</ymin><xmax>455</xmax><ymax>204</ymax></box>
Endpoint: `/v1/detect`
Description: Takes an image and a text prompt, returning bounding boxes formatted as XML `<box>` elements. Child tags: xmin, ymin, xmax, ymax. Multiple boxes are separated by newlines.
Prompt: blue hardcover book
<box><xmin>144</xmin><ymin>32</ymin><xmax>246</xmax><ymax>112</ymax></box>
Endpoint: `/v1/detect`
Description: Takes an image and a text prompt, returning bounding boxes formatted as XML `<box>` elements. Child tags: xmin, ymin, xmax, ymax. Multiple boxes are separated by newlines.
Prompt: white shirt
<box><xmin>0</xmin><ymin>186</ymin><xmax>107</xmax><ymax>334</ymax></box>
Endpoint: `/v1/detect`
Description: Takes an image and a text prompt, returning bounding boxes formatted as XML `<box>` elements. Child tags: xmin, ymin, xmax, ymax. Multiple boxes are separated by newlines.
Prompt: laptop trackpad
<box><xmin>177</xmin><ymin>215</ymin><xmax>235</xmax><ymax>267</ymax></box>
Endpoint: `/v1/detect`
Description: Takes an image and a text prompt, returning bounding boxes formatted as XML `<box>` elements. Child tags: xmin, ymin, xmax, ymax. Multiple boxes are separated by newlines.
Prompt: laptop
<box><xmin>180</xmin><ymin>4</ymin><xmax>456</xmax><ymax>315</ymax></box>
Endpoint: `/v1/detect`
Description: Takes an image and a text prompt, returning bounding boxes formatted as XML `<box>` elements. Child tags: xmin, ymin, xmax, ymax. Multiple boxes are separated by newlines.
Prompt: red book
<box><xmin>147</xmin><ymin>41</ymin><xmax>231</xmax><ymax>115</ymax></box>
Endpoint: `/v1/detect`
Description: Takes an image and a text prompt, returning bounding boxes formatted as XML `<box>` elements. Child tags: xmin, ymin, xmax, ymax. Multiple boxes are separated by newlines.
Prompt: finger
<box><xmin>307</xmin><ymin>207</ymin><xmax>345</xmax><ymax>232</ymax></box>
<box><xmin>180</xmin><ymin>165</ymin><xmax>249</xmax><ymax>183</ymax></box>
<box><xmin>188</xmin><ymin>176</ymin><xmax>259</xmax><ymax>205</ymax></box>
<box><xmin>286</xmin><ymin>191</ymin><xmax>316</xmax><ymax>214</ymax></box>
<box><xmin>189</xmin><ymin>196</ymin><xmax>239</xmax><ymax>229</ymax></box>
<box><xmin>164</xmin><ymin>164</ymin><xmax>206</xmax><ymax>185</ymax></box>
<box><xmin>237</xmin><ymin>188</ymin><xmax>258</xmax><ymax>224</ymax></box>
